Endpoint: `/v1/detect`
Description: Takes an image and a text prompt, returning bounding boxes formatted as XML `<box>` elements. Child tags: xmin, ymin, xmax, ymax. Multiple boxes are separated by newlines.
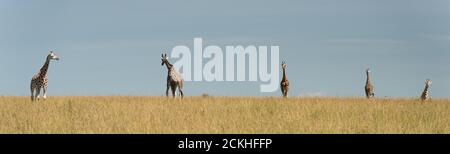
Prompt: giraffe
<box><xmin>364</xmin><ymin>68</ymin><xmax>374</xmax><ymax>99</ymax></box>
<box><xmin>280</xmin><ymin>61</ymin><xmax>289</xmax><ymax>98</ymax></box>
<box><xmin>30</xmin><ymin>51</ymin><xmax>59</xmax><ymax>101</ymax></box>
<box><xmin>420</xmin><ymin>79</ymin><xmax>432</xmax><ymax>101</ymax></box>
<box><xmin>161</xmin><ymin>53</ymin><xmax>184</xmax><ymax>98</ymax></box>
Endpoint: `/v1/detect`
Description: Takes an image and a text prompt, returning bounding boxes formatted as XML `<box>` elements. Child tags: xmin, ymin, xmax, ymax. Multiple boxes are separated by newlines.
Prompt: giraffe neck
<box><xmin>39</xmin><ymin>58</ymin><xmax>51</xmax><ymax>77</ymax></box>
<box><xmin>282</xmin><ymin>68</ymin><xmax>287</xmax><ymax>81</ymax></box>
<box><xmin>423</xmin><ymin>84</ymin><xmax>429</xmax><ymax>94</ymax></box>
<box><xmin>165</xmin><ymin>61</ymin><xmax>174</xmax><ymax>74</ymax></box>
<box><xmin>366</xmin><ymin>72</ymin><xmax>371</xmax><ymax>84</ymax></box>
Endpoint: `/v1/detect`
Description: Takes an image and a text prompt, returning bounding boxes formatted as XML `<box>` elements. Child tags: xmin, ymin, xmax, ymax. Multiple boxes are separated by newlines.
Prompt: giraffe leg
<box><xmin>43</xmin><ymin>77</ymin><xmax>48</xmax><ymax>100</ymax></box>
<box><xmin>166</xmin><ymin>84</ymin><xmax>170</xmax><ymax>97</ymax></box>
<box><xmin>165</xmin><ymin>77</ymin><xmax>170</xmax><ymax>97</ymax></box>
<box><xmin>285</xmin><ymin>87</ymin><xmax>289</xmax><ymax>97</ymax></box>
<box><xmin>281</xmin><ymin>86</ymin><xmax>286</xmax><ymax>97</ymax></box>
<box><xmin>171</xmin><ymin>85</ymin><xmax>176</xmax><ymax>98</ymax></box>
<box><xmin>43</xmin><ymin>84</ymin><xmax>47</xmax><ymax>100</ymax></box>
<box><xmin>30</xmin><ymin>80</ymin><xmax>35</xmax><ymax>101</ymax></box>
<box><xmin>35</xmin><ymin>86</ymin><xmax>41</xmax><ymax>101</ymax></box>
<box><xmin>178</xmin><ymin>85</ymin><xmax>183</xmax><ymax>99</ymax></box>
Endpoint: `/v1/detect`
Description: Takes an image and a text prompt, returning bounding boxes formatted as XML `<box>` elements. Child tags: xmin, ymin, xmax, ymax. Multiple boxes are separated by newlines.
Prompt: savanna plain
<box><xmin>0</xmin><ymin>96</ymin><xmax>449</xmax><ymax>134</ymax></box>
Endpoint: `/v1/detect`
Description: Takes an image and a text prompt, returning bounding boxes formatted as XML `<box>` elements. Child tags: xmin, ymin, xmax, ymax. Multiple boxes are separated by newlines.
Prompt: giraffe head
<box><xmin>47</xmin><ymin>51</ymin><xmax>59</xmax><ymax>61</ymax></box>
<box><xmin>281</xmin><ymin>61</ymin><xmax>287</xmax><ymax>70</ymax></box>
<box><xmin>425</xmin><ymin>79</ymin><xmax>432</xmax><ymax>86</ymax></box>
<box><xmin>161</xmin><ymin>53</ymin><xmax>171</xmax><ymax>67</ymax></box>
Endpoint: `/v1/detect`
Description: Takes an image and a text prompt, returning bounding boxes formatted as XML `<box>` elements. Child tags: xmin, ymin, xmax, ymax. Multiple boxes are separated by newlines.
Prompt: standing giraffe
<box><xmin>161</xmin><ymin>53</ymin><xmax>184</xmax><ymax>98</ymax></box>
<box><xmin>364</xmin><ymin>68</ymin><xmax>374</xmax><ymax>99</ymax></box>
<box><xmin>30</xmin><ymin>51</ymin><xmax>59</xmax><ymax>101</ymax></box>
<box><xmin>280</xmin><ymin>61</ymin><xmax>289</xmax><ymax>98</ymax></box>
<box><xmin>420</xmin><ymin>79</ymin><xmax>432</xmax><ymax>101</ymax></box>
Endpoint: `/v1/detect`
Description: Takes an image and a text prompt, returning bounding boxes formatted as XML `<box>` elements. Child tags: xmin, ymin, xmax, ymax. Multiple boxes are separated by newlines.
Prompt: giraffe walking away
<box><xmin>30</xmin><ymin>51</ymin><xmax>59</xmax><ymax>101</ymax></box>
<box><xmin>280</xmin><ymin>61</ymin><xmax>289</xmax><ymax>98</ymax></box>
<box><xmin>161</xmin><ymin>53</ymin><xmax>184</xmax><ymax>98</ymax></box>
<box><xmin>365</xmin><ymin>68</ymin><xmax>374</xmax><ymax>99</ymax></box>
<box><xmin>420</xmin><ymin>79</ymin><xmax>432</xmax><ymax>102</ymax></box>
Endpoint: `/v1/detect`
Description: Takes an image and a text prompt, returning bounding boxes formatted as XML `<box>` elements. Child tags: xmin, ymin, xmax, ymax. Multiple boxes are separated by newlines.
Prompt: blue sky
<box><xmin>1</xmin><ymin>0</ymin><xmax>449</xmax><ymax>98</ymax></box>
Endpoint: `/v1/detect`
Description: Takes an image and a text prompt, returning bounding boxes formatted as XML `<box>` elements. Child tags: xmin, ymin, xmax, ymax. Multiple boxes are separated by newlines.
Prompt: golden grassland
<box><xmin>0</xmin><ymin>96</ymin><xmax>449</xmax><ymax>134</ymax></box>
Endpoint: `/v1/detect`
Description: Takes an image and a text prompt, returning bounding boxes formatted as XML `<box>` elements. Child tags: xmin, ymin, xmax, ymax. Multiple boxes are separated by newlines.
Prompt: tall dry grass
<box><xmin>0</xmin><ymin>96</ymin><xmax>449</xmax><ymax>134</ymax></box>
